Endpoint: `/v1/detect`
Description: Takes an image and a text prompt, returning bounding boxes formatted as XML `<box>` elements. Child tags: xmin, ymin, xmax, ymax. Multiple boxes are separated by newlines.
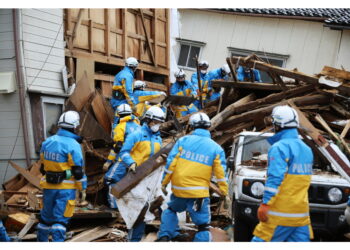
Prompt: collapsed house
<box><xmin>1</xmin><ymin>54</ymin><xmax>350</xmax><ymax>241</ymax></box>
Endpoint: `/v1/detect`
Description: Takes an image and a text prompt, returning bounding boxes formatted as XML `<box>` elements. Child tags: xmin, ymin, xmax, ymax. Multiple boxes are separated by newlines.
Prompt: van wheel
<box><xmin>233</xmin><ymin>202</ymin><xmax>253</xmax><ymax>242</ymax></box>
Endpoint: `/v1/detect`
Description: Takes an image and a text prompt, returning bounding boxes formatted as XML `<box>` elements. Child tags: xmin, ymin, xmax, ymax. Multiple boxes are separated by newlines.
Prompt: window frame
<box><xmin>176</xmin><ymin>38</ymin><xmax>206</xmax><ymax>71</ymax></box>
<box><xmin>40</xmin><ymin>96</ymin><xmax>65</xmax><ymax>139</ymax></box>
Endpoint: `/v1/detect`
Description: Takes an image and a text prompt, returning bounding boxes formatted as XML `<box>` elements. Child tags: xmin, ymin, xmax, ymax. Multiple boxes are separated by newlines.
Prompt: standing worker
<box><xmin>251</xmin><ymin>105</ymin><xmax>314</xmax><ymax>242</ymax></box>
<box><xmin>110</xmin><ymin>57</ymin><xmax>139</xmax><ymax>111</ymax></box>
<box><xmin>170</xmin><ymin>69</ymin><xmax>198</xmax><ymax>118</ymax></box>
<box><xmin>207</xmin><ymin>64</ymin><xmax>231</xmax><ymax>102</ymax></box>
<box><xmin>156</xmin><ymin>112</ymin><xmax>228</xmax><ymax>242</ymax></box>
<box><xmin>236</xmin><ymin>65</ymin><xmax>262</xmax><ymax>82</ymax></box>
<box><xmin>37</xmin><ymin>111</ymin><xmax>87</xmax><ymax>242</ymax></box>
<box><xmin>191</xmin><ymin>60</ymin><xmax>211</xmax><ymax>109</ymax></box>
<box><xmin>133</xmin><ymin>80</ymin><xmax>167</xmax><ymax>118</ymax></box>
<box><xmin>108</xmin><ymin>106</ymin><xmax>166</xmax><ymax>241</ymax></box>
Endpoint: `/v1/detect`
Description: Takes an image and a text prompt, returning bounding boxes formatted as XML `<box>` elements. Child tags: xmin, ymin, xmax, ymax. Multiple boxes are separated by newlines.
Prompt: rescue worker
<box><xmin>251</xmin><ymin>105</ymin><xmax>314</xmax><ymax>242</ymax></box>
<box><xmin>207</xmin><ymin>64</ymin><xmax>231</xmax><ymax>102</ymax></box>
<box><xmin>236</xmin><ymin>65</ymin><xmax>262</xmax><ymax>82</ymax></box>
<box><xmin>104</xmin><ymin>104</ymin><xmax>141</xmax><ymax>209</ymax></box>
<box><xmin>108</xmin><ymin>106</ymin><xmax>166</xmax><ymax>241</ymax></box>
<box><xmin>37</xmin><ymin>110</ymin><xmax>87</xmax><ymax>242</ymax></box>
<box><xmin>156</xmin><ymin>112</ymin><xmax>228</xmax><ymax>242</ymax></box>
<box><xmin>170</xmin><ymin>69</ymin><xmax>198</xmax><ymax>118</ymax></box>
<box><xmin>0</xmin><ymin>220</ymin><xmax>10</xmax><ymax>242</ymax></box>
<box><xmin>133</xmin><ymin>80</ymin><xmax>167</xmax><ymax>118</ymax></box>
<box><xmin>110</xmin><ymin>57</ymin><xmax>138</xmax><ymax>110</ymax></box>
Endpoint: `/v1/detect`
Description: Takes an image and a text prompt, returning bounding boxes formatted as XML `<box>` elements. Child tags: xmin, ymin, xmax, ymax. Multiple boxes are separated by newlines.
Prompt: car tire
<box><xmin>233</xmin><ymin>201</ymin><xmax>254</xmax><ymax>242</ymax></box>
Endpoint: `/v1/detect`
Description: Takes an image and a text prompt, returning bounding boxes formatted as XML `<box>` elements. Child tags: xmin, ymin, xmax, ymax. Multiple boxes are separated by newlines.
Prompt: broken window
<box><xmin>229</xmin><ymin>48</ymin><xmax>289</xmax><ymax>83</ymax></box>
<box><xmin>177</xmin><ymin>39</ymin><xmax>205</xmax><ymax>69</ymax></box>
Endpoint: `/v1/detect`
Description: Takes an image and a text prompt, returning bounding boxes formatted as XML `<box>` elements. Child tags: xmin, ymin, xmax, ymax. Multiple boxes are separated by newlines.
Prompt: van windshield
<box><xmin>241</xmin><ymin>136</ymin><xmax>270</xmax><ymax>162</ymax></box>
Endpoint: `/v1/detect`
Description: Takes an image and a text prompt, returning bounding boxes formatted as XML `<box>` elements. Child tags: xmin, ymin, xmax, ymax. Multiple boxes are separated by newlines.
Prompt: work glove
<box><xmin>345</xmin><ymin>206</ymin><xmax>350</xmax><ymax>225</ymax></box>
<box><xmin>161</xmin><ymin>91</ymin><xmax>167</xmax><ymax>96</ymax></box>
<box><xmin>81</xmin><ymin>190</ymin><xmax>86</xmax><ymax>202</ymax></box>
<box><xmin>257</xmin><ymin>203</ymin><xmax>269</xmax><ymax>222</ymax></box>
<box><xmin>103</xmin><ymin>161</ymin><xmax>112</xmax><ymax>172</ymax></box>
<box><xmin>161</xmin><ymin>185</ymin><xmax>168</xmax><ymax>196</ymax></box>
<box><xmin>223</xmin><ymin>195</ymin><xmax>231</xmax><ymax>210</ymax></box>
<box><xmin>128</xmin><ymin>163</ymin><xmax>137</xmax><ymax>173</ymax></box>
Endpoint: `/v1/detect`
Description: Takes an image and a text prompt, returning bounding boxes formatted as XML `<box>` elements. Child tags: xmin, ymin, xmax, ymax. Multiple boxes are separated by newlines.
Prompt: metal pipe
<box><xmin>12</xmin><ymin>9</ymin><xmax>31</xmax><ymax>168</ymax></box>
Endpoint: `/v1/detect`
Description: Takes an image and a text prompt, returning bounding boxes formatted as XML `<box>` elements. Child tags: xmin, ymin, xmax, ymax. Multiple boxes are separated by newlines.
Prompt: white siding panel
<box><xmin>0</xmin><ymin>40</ymin><xmax>14</xmax><ymax>50</ymax></box>
<box><xmin>202</xmin><ymin>13</ymin><xmax>224</xmax><ymax>63</ymax></box>
<box><xmin>26</xmin><ymin>68</ymin><xmax>62</xmax><ymax>81</ymax></box>
<box><xmin>258</xmin><ymin>18</ymin><xmax>279</xmax><ymax>53</ymax></box>
<box><xmin>27</xmin><ymin>85</ymin><xmax>65</xmax><ymax>94</ymax></box>
<box><xmin>22</xmin><ymin>15</ymin><xmax>62</xmax><ymax>32</ymax></box>
<box><xmin>0</xmin><ymin>59</ymin><xmax>16</xmax><ymax>71</ymax></box>
<box><xmin>24</xmin><ymin>50</ymin><xmax>64</xmax><ymax>65</ymax></box>
<box><xmin>0</xmin><ymin>13</ymin><xmax>12</xmax><ymax>24</ymax></box>
<box><xmin>0</xmin><ymin>9</ymin><xmax>12</xmax><ymax>15</ymax></box>
<box><xmin>336</xmin><ymin>30</ymin><xmax>350</xmax><ymax>70</ymax></box>
<box><xmin>272</xmin><ymin>19</ymin><xmax>294</xmax><ymax>55</ymax></box>
<box><xmin>0</xmin><ymin>111</ymin><xmax>21</xmax><ymax>120</ymax></box>
<box><xmin>35</xmin><ymin>9</ymin><xmax>62</xmax><ymax>17</ymax></box>
<box><xmin>23</xmin><ymin>32</ymin><xmax>65</xmax><ymax>49</ymax></box>
<box><xmin>26</xmin><ymin>76</ymin><xmax>63</xmax><ymax>89</ymax></box>
<box><xmin>0</xmin><ymin>120</ymin><xmax>20</xmax><ymax>131</ymax></box>
<box><xmin>0</xmin><ymin>160</ymin><xmax>27</xmax><ymax>186</ymax></box>
<box><xmin>0</xmin><ymin>49</ymin><xmax>14</xmax><ymax>59</ymax></box>
<box><xmin>245</xmin><ymin>17</ymin><xmax>265</xmax><ymax>51</ymax></box>
<box><xmin>25</xmin><ymin>58</ymin><xmax>64</xmax><ymax>72</ymax></box>
<box><xmin>0</xmin><ymin>23</ymin><xmax>13</xmax><ymax>33</ymax></box>
<box><xmin>23</xmin><ymin>41</ymin><xmax>64</xmax><ymax>58</ymax></box>
<box><xmin>230</xmin><ymin>15</ymin><xmax>251</xmax><ymax>49</ymax></box>
<box><xmin>0</xmin><ymin>145</ymin><xmax>25</xmax><ymax>158</ymax></box>
<box><xmin>22</xmin><ymin>9</ymin><xmax>63</xmax><ymax>24</ymax></box>
<box><xmin>22</xmin><ymin>23</ymin><xmax>63</xmax><ymax>40</ymax></box>
<box><xmin>0</xmin><ymin>31</ymin><xmax>14</xmax><ymax>42</ymax></box>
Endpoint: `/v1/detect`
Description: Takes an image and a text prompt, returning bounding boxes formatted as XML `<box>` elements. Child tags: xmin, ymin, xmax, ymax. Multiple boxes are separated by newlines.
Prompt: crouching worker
<box><xmin>108</xmin><ymin>106</ymin><xmax>166</xmax><ymax>241</ymax></box>
<box><xmin>251</xmin><ymin>106</ymin><xmax>313</xmax><ymax>242</ymax></box>
<box><xmin>156</xmin><ymin>112</ymin><xmax>228</xmax><ymax>242</ymax></box>
<box><xmin>37</xmin><ymin>111</ymin><xmax>87</xmax><ymax>242</ymax></box>
<box><xmin>104</xmin><ymin>104</ymin><xmax>141</xmax><ymax>209</ymax></box>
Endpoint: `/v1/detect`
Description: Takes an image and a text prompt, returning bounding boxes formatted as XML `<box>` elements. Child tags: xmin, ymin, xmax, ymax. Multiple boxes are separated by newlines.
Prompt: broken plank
<box><xmin>112</xmin><ymin>142</ymin><xmax>175</xmax><ymax>199</ymax></box>
<box><xmin>229</xmin><ymin>56</ymin><xmax>319</xmax><ymax>85</ymax></box>
<box><xmin>68</xmin><ymin>72</ymin><xmax>95</xmax><ymax>112</ymax></box>
<box><xmin>330</xmin><ymin>102</ymin><xmax>350</xmax><ymax>119</ymax></box>
<box><xmin>212</xmin><ymin>80</ymin><xmax>295</xmax><ymax>91</ymax></box>
<box><xmin>9</xmin><ymin>161</ymin><xmax>41</xmax><ymax>189</ymax></box>
<box><xmin>17</xmin><ymin>213</ymin><xmax>37</xmax><ymax>240</ymax></box>
<box><xmin>341</xmin><ymin>120</ymin><xmax>350</xmax><ymax>139</ymax></box>
<box><xmin>141</xmin><ymin>232</ymin><xmax>158</xmax><ymax>242</ymax></box>
<box><xmin>67</xmin><ymin>226</ymin><xmax>112</xmax><ymax>242</ymax></box>
<box><xmin>321</xmin><ymin>66</ymin><xmax>350</xmax><ymax>81</ymax></box>
<box><xmin>91</xmin><ymin>90</ymin><xmax>112</xmax><ymax>134</ymax></box>
<box><xmin>210</xmin><ymin>93</ymin><xmax>256</xmax><ymax>131</ymax></box>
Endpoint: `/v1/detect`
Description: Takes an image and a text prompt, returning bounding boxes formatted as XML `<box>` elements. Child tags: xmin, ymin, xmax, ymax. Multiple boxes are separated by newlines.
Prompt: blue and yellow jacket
<box><xmin>112</xmin><ymin>66</ymin><xmax>136</xmax><ymax>107</ymax></box>
<box><xmin>133</xmin><ymin>89</ymin><xmax>164</xmax><ymax>117</ymax></box>
<box><xmin>162</xmin><ymin>128</ymin><xmax>228</xmax><ymax>198</ymax></box>
<box><xmin>170</xmin><ymin>80</ymin><xmax>198</xmax><ymax>118</ymax></box>
<box><xmin>191</xmin><ymin>71</ymin><xmax>211</xmax><ymax>101</ymax></box>
<box><xmin>40</xmin><ymin>129</ymin><xmax>87</xmax><ymax>191</ymax></box>
<box><xmin>236</xmin><ymin>66</ymin><xmax>262</xmax><ymax>82</ymax></box>
<box><xmin>107</xmin><ymin>115</ymin><xmax>141</xmax><ymax>162</ymax></box>
<box><xmin>261</xmin><ymin>128</ymin><xmax>313</xmax><ymax>227</ymax></box>
<box><xmin>118</xmin><ymin>123</ymin><xmax>162</xmax><ymax>168</ymax></box>
<box><xmin>208</xmin><ymin>68</ymin><xmax>229</xmax><ymax>82</ymax></box>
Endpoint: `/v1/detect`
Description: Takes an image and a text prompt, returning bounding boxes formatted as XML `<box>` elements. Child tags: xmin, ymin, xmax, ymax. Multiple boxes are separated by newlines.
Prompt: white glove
<box><xmin>223</xmin><ymin>195</ymin><xmax>231</xmax><ymax>209</ymax></box>
<box><xmin>345</xmin><ymin>206</ymin><xmax>350</xmax><ymax>225</ymax></box>
<box><xmin>81</xmin><ymin>190</ymin><xmax>86</xmax><ymax>202</ymax></box>
<box><xmin>161</xmin><ymin>91</ymin><xmax>167</xmax><ymax>96</ymax></box>
<box><xmin>128</xmin><ymin>163</ymin><xmax>137</xmax><ymax>173</ymax></box>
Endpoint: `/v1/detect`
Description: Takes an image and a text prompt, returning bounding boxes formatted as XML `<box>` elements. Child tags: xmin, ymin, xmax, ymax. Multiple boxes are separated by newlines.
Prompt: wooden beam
<box><xmin>321</xmin><ymin>66</ymin><xmax>350</xmax><ymax>81</ymax></box>
<box><xmin>341</xmin><ymin>120</ymin><xmax>350</xmax><ymax>139</ymax></box>
<box><xmin>153</xmin><ymin>9</ymin><xmax>158</xmax><ymax>69</ymax></box>
<box><xmin>229</xmin><ymin>56</ymin><xmax>319</xmax><ymax>85</ymax></box>
<box><xmin>67</xmin><ymin>226</ymin><xmax>112</xmax><ymax>242</ymax></box>
<box><xmin>89</xmin><ymin>19</ymin><xmax>93</xmax><ymax>54</ymax></box>
<box><xmin>210</xmin><ymin>93</ymin><xmax>256</xmax><ymax>131</ymax></box>
<box><xmin>139</xmin><ymin>9</ymin><xmax>156</xmax><ymax>66</ymax></box>
<box><xmin>111</xmin><ymin>142</ymin><xmax>175</xmax><ymax>198</ymax></box>
<box><xmin>72</xmin><ymin>8</ymin><xmax>84</xmax><ymax>44</ymax></box>
<box><xmin>330</xmin><ymin>102</ymin><xmax>350</xmax><ymax>118</ymax></box>
<box><xmin>212</xmin><ymin>80</ymin><xmax>295</xmax><ymax>91</ymax></box>
<box><xmin>122</xmin><ymin>9</ymin><xmax>127</xmax><ymax>58</ymax></box>
<box><xmin>104</xmin><ymin>9</ymin><xmax>110</xmax><ymax>57</ymax></box>
<box><xmin>226</xmin><ymin>57</ymin><xmax>237</xmax><ymax>82</ymax></box>
<box><xmin>9</xmin><ymin>161</ymin><xmax>41</xmax><ymax>189</ymax></box>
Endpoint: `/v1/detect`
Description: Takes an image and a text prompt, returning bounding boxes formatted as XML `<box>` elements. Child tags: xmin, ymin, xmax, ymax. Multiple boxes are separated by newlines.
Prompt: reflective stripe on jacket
<box><xmin>40</xmin><ymin>129</ymin><xmax>86</xmax><ymax>190</ymax></box>
<box><xmin>118</xmin><ymin>123</ymin><xmax>162</xmax><ymax>167</ymax></box>
<box><xmin>170</xmin><ymin>80</ymin><xmax>198</xmax><ymax>118</ymax></box>
<box><xmin>133</xmin><ymin>90</ymin><xmax>163</xmax><ymax>117</ymax></box>
<box><xmin>162</xmin><ymin>128</ymin><xmax>228</xmax><ymax>198</ymax></box>
<box><xmin>112</xmin><ymin>66</ymin><xmax>136</xmax><ymax>107</ymax></box>
<box><xmin>262</xmin><ymin>128</ymin><xmax>313</xmax><ymax>227</ymax></box>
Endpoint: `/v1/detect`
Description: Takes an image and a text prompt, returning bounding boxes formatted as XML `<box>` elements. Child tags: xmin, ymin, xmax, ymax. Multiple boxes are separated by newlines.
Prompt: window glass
<box><xmin>44</xmin><ymin>103</ymin><xmax>63</xmax><ymax>138</ymax></box>
<box><xmin>187</xmin><ymin>46</ymin><xmax>200</xmax><ymax>68</ymax></box>
<box><xmin>178</xmin><ymin>44</ymin><xmax>190</xmax><ymax>66</ymax></box>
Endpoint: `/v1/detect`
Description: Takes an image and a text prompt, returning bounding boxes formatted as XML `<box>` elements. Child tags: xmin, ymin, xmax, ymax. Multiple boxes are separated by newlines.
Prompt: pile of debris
<box><xmin>1</xmin><ymin>55</ymin><xmax>350</xmax><ymax>242</ymax></box>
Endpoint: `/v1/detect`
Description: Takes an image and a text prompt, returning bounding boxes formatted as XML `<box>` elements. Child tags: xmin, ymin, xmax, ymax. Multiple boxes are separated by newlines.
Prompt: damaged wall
<box><xmin>177</xmin><ymin>9</ymin><xmax>350</xmax><ymax>76</ymax></box>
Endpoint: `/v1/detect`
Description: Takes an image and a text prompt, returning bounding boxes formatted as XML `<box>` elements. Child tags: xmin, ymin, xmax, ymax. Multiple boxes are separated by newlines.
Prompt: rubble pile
<box><xmin>1</xmin><ymin>55</ymin><xmax>350</xmax><ymax>241</ymax></box>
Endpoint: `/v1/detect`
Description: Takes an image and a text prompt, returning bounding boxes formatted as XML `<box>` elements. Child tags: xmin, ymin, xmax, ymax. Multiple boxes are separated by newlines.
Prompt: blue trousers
<box><xmin>251</xmin><ymin>225</ymin><xmax>311</xmax><ymax>242</ymax></box>
<box><xmin>158</xmin><ymin>195</ymin><xmax>211</xmax><ymax>242</ymax></box>
<box><xmin>105</xmin><ymin>161</ymin><xmax>128</xmax><ymax>209</ymax></box>
<box><xmin>37</xmin><ymin>189</ymin><xmax>76</xmax><ymax>242</ymax></box>
<box><xmin>0</xmin><ymin>220</ymin><xmax>10</xmax><ymax>242</ymax></box>
<box><xmin>128</xmin><ymin>221</ymin><xmax>146</xmax><ymax>242</ymax></box>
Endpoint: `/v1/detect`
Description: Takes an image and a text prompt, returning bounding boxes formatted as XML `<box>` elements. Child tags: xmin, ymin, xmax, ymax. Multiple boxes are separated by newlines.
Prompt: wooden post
<box><xmin>104</xmin><ymin>9</ymin><xmax>110</xmax><ymax>57</ymax></box>
<box><xmin>139</xmin><ymin>9</ymin><xmax>156</xmax><ymax>66</ymax></box>
<box><xmin>122</xmin><ymin>9</ymin><xmax>127</xmax><ymax>58</ymax></box>
<box><xmin>89</xmin><ymin>19</ymin><xmax>93</xmax><ymax>54</ymax></box>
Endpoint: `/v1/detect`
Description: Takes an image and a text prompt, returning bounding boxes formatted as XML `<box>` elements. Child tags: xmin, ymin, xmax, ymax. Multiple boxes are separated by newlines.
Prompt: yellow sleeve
<box><xmin>213</xmin><ymin>154</ymin><xmax>228</xmax><ymax>196</ymax></box>
<box><xmin>113</xmin><ymin>122</ymin><xmax>126</xmax><ymax>143</ymax></box>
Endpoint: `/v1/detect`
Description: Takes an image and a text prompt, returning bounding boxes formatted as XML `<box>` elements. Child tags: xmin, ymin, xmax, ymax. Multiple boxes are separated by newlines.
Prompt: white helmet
<box><xmin>117</xmin><ymin>104</ymin><xmax>132</xmax><ymax>116</ymax></box>
<box><xmin>58</xmin><ymin>110</ymin><xmax>80</xmax><ymax>129</ymax></box>
<box><xmin>125</xmin><ymin>57</ymin><xmax>138</xmax><ymax>68</ymax></box>
<box><xmin>271</xmin><ymin>105</ymin><xmax>299</xmax><ymax>128</ymax></box>
<box><xmin>134</xmin><ymin>80</ymin><xmax>146</xmax><ymax>90</ymax></box>
<box><xmin>174</xmin><ymin>69</ymin><xmax>186</xmax><ymax>78</ymax></box>
<box><xmin>221</xmin><ymin>64</ymin><xmax>231</xmax><ymax>75</ymax></box>
<box><xmin>189</xmin><ymin>112</ymin><xmax>211</xmax><ymax>129</ymax></box>
<box><xmin>144</xmin><ymin>106</ymin><xmax>166</xmax><ymax>122</ymax></box>
<box><xmin>199</xmin><ymin>60</ymin><xmax>209</xmax><ymax>68</ymax></box>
